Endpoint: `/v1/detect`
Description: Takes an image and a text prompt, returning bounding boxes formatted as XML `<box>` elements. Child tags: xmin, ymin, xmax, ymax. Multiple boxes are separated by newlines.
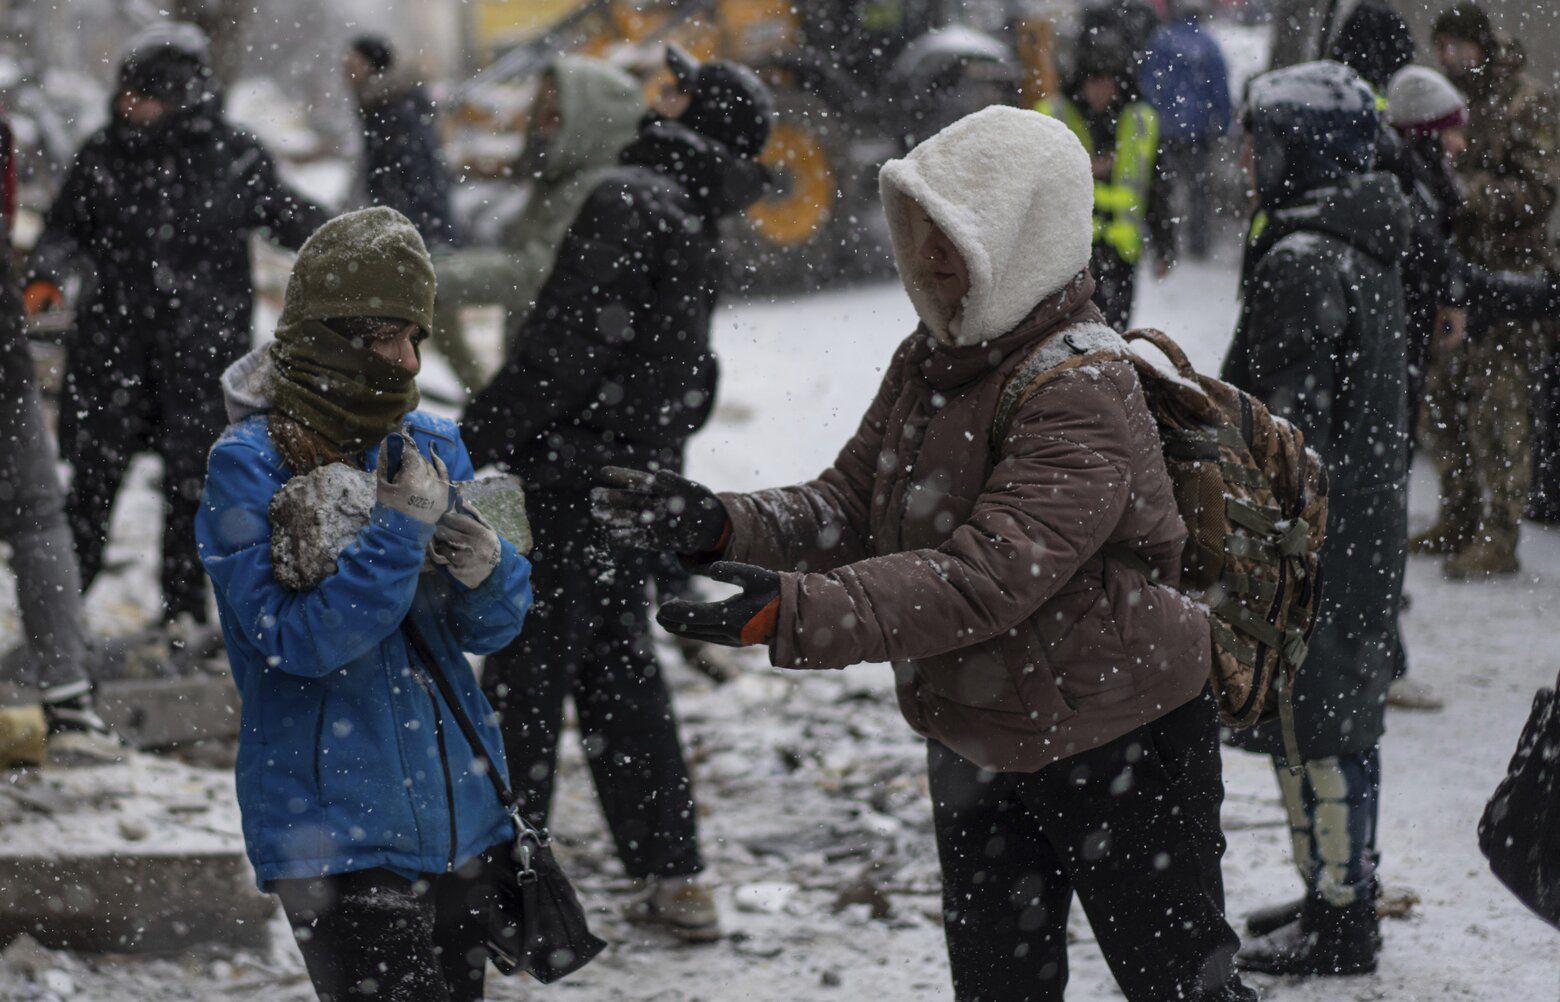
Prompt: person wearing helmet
<box><xmin>1222</xmin><ymin>61</ymin><xmax>1412</xmax><ymax>978</ymax></box>
<box><xmin>1039</xmin><ymin>31</ymin><xmax>1173</xmax><ymax>329</ymax></box>
<box><xmin>24</xmin><ymin>23</ymin><xmax>325</xmax><ymax>633</ymax></box>
<box><xmin>461</xmin><ymin>49</ymin><xmax>775</xmax><ymax>941</ymax></box>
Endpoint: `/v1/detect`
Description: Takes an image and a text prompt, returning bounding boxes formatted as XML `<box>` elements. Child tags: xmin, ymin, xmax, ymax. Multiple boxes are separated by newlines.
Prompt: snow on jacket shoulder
<box><xmin>196</xmin><ymin>409</ymin><xmax>531</xmax><ymax>887</ymax></box>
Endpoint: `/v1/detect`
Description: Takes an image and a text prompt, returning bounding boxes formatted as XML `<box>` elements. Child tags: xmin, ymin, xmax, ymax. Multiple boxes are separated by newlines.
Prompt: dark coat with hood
<box><xmin>462</xmin><ymin>116</ymin><xmax>767</xmax><ymax>493</ymax></box>
<box><xmin>29</xmin><ymin>64</ymin><xmax>324</xmax><ymax>465</ymax></box>
<box><xmin>720</xmin><ymin>108</ymin><xmax>1210</xmax><ymax>774</ymax></box>
<box><xmin>357</xmin><ymin>79</ymin><xmax>461</xmax><ymax>248</ymax></box>
<box><xmin>1222</xmin><ymin>172</ymin><xmax>1413</xmax><ymax>760</ymax></box>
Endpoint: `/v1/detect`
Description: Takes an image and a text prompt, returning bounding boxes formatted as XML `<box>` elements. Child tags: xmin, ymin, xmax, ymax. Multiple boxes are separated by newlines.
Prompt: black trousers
<box><xmin>275</xmin><ymin>859</ymin><xmax>489</xmax><ymax>1002</ymax></box>
<box><xmin>483</xmin><ymin>489</ymin><xmax>703</xmax><ymax>879</ymax></box>
<box><xmin>1090</xmin><ymin>245</ymin><xmax>1137</xmax><ymax>332</ymax></box>
<box><xmin>930</xmin><ymin>690</ymin><xmax>1246</xmax><ymax>1002</ymax></box>
<box><xmin>1162</xmin><ymin>136</ymin><xmax>1216</xmax><ymax>260</ymax></box>
<box><xmin>62</xmin><ymin>330</ymin><xmax>226</xmax><ymax>624</ymax></box>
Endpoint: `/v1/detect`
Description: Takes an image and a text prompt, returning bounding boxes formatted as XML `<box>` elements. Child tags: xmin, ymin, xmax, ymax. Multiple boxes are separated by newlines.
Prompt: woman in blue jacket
<box><xmin>197</xmin><ymin>207</ymin><xmax>531</xmax><ymax>1001</ymax></box>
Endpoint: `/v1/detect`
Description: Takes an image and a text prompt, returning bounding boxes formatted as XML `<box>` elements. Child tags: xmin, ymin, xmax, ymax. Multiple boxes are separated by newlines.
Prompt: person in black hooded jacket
<box><xmin>345</xmin><ymin>34</ymin><xmax>460</xmax><ymax>249</ymax></box>
<box><xmin>461</xmin><ymin>52</ymin><xmax>773</xmax><ymax>941</ymax></box>
<box><xmin>1222</xmin><ymin>61</ymin><xmax>1411</xmax><ymax>979</ymax></box>
<box><xmin>24</xmin><ymin>23</ymin><xmax>324</xmax><ymax>627</ymax></box>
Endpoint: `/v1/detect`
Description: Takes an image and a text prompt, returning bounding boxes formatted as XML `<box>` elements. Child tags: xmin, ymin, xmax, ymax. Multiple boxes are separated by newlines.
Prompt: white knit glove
<box><xmin>432</xmin><ymin>508</ymin><xmax>502</xmax><ymax>589</ymax></box>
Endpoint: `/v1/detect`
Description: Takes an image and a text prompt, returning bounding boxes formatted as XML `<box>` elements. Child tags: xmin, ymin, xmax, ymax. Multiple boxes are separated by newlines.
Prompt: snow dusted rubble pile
<box><xmin>0</xmin><ymin>754</ymin><xmax>273</xmax><ymax>958</ymax></box>
<box><xmin>268</xmin><ymin>463</ymin><xmax>532</xmax><ymax>590</ymax></box>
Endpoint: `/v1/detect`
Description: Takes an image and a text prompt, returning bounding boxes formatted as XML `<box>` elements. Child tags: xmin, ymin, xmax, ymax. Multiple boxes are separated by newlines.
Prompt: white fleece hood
<box><xmin>879</xmin><ymin>106</ymin><xmax>1094</xmax><ymax>346</ymax></box>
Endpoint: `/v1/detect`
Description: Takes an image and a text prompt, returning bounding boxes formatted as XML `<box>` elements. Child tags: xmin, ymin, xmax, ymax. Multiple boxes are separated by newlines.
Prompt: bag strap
<box><xmin>400</xmin><ymin>620</ymin><xmax>546</xmax><ymax>847</ymax></box>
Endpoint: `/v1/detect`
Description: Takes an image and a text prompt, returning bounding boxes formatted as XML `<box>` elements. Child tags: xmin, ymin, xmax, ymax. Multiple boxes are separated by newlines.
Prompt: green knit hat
<box><xmin>279</xmin><ymin>206</ymin><xmax>436</xmax><ymax>334</ymax></box>
<box><xmin>1433</xmin><ymin>3</ymin><xmax>1498</xmax><ymax>54</ymax></box>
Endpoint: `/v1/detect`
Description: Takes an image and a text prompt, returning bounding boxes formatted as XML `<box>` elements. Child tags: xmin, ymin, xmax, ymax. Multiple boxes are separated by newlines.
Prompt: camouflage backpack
<box><xmin>993</xmin><ymin>325</ymin><xmax>1328</xmax><ymax>767</ymax></box>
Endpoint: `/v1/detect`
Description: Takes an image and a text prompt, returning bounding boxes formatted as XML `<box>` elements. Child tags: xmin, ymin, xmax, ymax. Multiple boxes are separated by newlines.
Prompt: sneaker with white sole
<box><xmin>625</xmin><ymin>875</ymin><xmax>721</xmax><ymax>942</ymax></box>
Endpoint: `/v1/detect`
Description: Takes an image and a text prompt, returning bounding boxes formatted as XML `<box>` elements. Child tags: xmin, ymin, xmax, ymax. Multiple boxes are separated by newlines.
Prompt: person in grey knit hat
<box><xmin>199</xmin><ymin>207</ymin><xmax>534</xmax><ymax>1002</ymax></box>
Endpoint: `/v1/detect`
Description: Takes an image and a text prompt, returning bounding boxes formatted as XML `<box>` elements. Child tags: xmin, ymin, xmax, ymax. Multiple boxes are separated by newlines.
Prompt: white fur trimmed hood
<box><xmin>879</xmin><ymin>106</ymin><xmax>1094</xmax><ymax>347</ymax></box>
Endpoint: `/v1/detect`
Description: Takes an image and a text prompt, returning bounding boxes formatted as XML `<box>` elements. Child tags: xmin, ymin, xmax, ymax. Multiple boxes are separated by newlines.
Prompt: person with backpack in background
<box><xmin>24</xmin><ymin>24</ymin><xmax>324</xmax><ymax>636</ymax></box>
<box><xmin>1139</xmin><ymin>0</ymin><xmax>1231</xmax><ymax>261</ymax></box>
<box><xmin>197</xmin><ymin>208</ymin><xmax>533</xmax><ymax>1001</ymax></box>
<box><xmin>591</xmin><ymin>105</ymin><xmax>1256</xmax><ymax>1002</ymax></box>
<box><xmin>1416</xmin><ymin>3</ymin><xmax>1560</xmax><ymax>567</ymax></box>
<box><xmin>1040</xmin><ymin>34</ymin><xmax>1173</xmax><ymax>329</ymax></box>
<box><xmin>1221</xmin><ymin>61</ymin><xmax>1412</xmax><ymax>978</ymax></box>
<box><xmin>460</xmin><ymin>53</ymin><xmax>775</xmax><ymax>943</ymax></box>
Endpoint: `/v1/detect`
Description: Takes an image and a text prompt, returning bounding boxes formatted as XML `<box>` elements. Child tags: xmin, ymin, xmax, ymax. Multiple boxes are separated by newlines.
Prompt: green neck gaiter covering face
<box><xmin>269</xmin><ymin>319</ymin><xmax>420</xmax><ymax>453</ymax></box>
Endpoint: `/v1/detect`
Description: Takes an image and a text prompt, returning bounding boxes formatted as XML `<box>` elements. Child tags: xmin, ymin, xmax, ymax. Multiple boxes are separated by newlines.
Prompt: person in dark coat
<box><xmin>344</xmin><ymin>34</ymin><xmax>460</xmax><ymax>249</ymax></box>
<box><xmin>23</xmin><ymin>23</ymin><xmax>324</xmax><ymax>627</ymax></box>
<box><xmin>1321</xmin><ymin>0</ymin><xmax>1417</xmax><ymax>94</ymax></box>
<box><xmin>1220</xmin><ymin>61</ymin><xmax>1412</xmax><ymax>978</ymax></box>
<box><xmin>1139</xmin><ymin>0</ymin><xmax>1231</xmax><ymax>260</ymax></box>
<box><xmin>460</xmin><ymin>54</ymin><xmax>774</xmax><ymax>941</ymax></box>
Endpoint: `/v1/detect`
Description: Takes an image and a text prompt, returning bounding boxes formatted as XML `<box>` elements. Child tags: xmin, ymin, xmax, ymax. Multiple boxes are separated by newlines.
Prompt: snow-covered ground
<box><xmin>2</xmin><ymin>257</ymin><xmax>1558</xmax><ymax>999</ymax></box>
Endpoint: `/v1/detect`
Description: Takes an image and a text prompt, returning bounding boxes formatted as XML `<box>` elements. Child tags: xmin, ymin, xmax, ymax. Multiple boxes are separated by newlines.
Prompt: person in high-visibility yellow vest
<box><xmin>1038</xmin><ymin>39</ymin><xmax>1173</xmax><ymax>329</ymax></box>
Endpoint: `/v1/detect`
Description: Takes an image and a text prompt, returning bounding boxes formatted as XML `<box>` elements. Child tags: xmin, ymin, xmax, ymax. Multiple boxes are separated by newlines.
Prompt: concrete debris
<box><xmin>269</xmin><ymin>464</ymin><xmax>531</xmax><ymax>590</ymax></box>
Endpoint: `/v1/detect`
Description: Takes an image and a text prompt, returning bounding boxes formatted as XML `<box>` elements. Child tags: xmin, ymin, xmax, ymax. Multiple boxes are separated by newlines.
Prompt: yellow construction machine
<box><xmin>453</xmin><ymin>0</ymin><xmax>1062</xmax><ymax>290</ymax></box>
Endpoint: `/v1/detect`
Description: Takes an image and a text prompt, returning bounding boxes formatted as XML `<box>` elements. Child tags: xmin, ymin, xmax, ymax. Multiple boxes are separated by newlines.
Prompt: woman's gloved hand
<box><xmin>590</xmin><ymin>466</ymin><xmax>729</xmax><ymax>555</ymax></box>
<box><xmin>376</xmin><ymin>432</ymin><xmax>451</xmax><ymax>526</ymax></box>
<box><xmin>432</xmin><ymin>508</ymin><xmax>502</xmax><ymax>589</ymax></box>
<box><xmin>656</xmin><ymin>561</ymin><xmax>779</xmax><ymax>648</ymax></box>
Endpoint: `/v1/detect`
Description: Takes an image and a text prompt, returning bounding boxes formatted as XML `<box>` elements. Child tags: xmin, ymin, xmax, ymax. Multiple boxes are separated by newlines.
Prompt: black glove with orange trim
<box><xmin>655</xmin><ymin>561</ymin><xmax>779</xmax><ymax>648</ymax></box>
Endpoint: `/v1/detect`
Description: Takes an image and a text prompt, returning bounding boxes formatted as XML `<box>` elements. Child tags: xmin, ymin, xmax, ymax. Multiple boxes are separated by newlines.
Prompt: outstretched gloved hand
<box><xmin>590</xmin><ymin>466</ymin><xmax>729</xmax><ymax>555</ymax></box>
<box><xmin>656</xmin><ymin>561</ymin><xmax>779</xmax><ymax>648</ymax></box>
<box><xmin>432</xmin><ymin>508</ymin><xmax>502</xmax><ymax>589</ymax></box>
<box><xmin>376</xmin><ymin>432</ymin><xmax>451</xmax><ymax>526</ymax></box>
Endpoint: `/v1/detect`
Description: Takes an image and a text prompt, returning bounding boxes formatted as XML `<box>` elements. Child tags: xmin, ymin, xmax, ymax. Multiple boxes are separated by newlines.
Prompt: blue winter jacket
<box><xmin>1139</xmin><ymin>19</ymin><xmax>1233</xmax><ymax>142</ymax></box>
<box><xmin>196</xmin><ymin>410</ymin><xmax>531</xmax><ymax>888</ymax></box>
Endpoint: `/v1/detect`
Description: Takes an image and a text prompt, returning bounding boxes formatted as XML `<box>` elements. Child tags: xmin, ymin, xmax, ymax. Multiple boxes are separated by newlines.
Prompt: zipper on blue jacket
<box><xmin>409</xmin><ymin>653</ymin><xmax>459</xmax><ymax>873</ymax></box>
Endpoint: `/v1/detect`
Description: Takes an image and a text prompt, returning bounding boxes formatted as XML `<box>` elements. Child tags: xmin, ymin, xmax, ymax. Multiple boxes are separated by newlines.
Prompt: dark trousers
<box><xmin>930</xmin><ymin>691</ymin><xmax>1246</xmax><ymax>1002</ymax></box>
<box><xmin>62</xmin><ymin>341</ymin><xmax>219</xmax><ymax>624</ymax></box>
<box><xmin>274</xmin><ymin>860</ymin><xmax>489</xmax><ymax>1002</ymax></box>
<box><xmin>1090</xmin><ymin>245</ymin><xmax>1137</xmax><ymax>332</ymax></box>
<box><xmin>1531</xmin><ymin>341</ymin><xmax>1560</xmax><ymax>522</ymax></box>
<box><xmin>1272</xmin><ymin>746</ymin><xmax>1380</xmax><ymax>907</ymax></box>
<box><xmin>483</xmin><ymin>490</ymin><xmax>703</xmax><ymax>879</ymax></box>
<box><xmin>1162</xmin><ymin>136</ymin><xmax>1216</xmax><ymax>260</ymax></box>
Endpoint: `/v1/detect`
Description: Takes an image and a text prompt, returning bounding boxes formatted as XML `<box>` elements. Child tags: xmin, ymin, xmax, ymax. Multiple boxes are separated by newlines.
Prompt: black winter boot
<box><xmin>1244</xmin><ymin>896</ymin><xmax>1303</xmax><ymax>938</ymax></box>
<box><xmin>1244</xmin><ymin>879</ymin><xmax>1383</xmax><ymax>943</ymax></box>
<box><xmin>1236</xmin><ymin>895</ymin><xmax>1379</xmax><ymax>977</ymax></box>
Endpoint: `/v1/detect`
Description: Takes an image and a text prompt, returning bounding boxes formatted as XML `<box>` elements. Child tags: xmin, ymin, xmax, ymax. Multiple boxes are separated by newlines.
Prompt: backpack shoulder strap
<box><xmin>991</xmin><ymin>322</ymin><xmax>1131</xmax><ymax>452</ymax></box>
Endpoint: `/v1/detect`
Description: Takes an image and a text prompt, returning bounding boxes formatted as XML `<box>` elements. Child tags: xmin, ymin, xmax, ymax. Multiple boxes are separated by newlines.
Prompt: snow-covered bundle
<box><xmin>268</xmin><ymin>465</ymin><xmax>532</xmax><ymax>590</ymax></box>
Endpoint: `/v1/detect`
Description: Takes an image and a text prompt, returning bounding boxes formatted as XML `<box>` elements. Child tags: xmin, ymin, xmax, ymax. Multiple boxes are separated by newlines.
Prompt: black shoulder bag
<box><xmin>1478</xmin><ymin>672</ymin><xmax>1560</xmax><ymax>930</ymax></box>
<box><xmin>401</xmin><ymin>622</ymin><xmax>607</xmax><ymax>982</ymax></box>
